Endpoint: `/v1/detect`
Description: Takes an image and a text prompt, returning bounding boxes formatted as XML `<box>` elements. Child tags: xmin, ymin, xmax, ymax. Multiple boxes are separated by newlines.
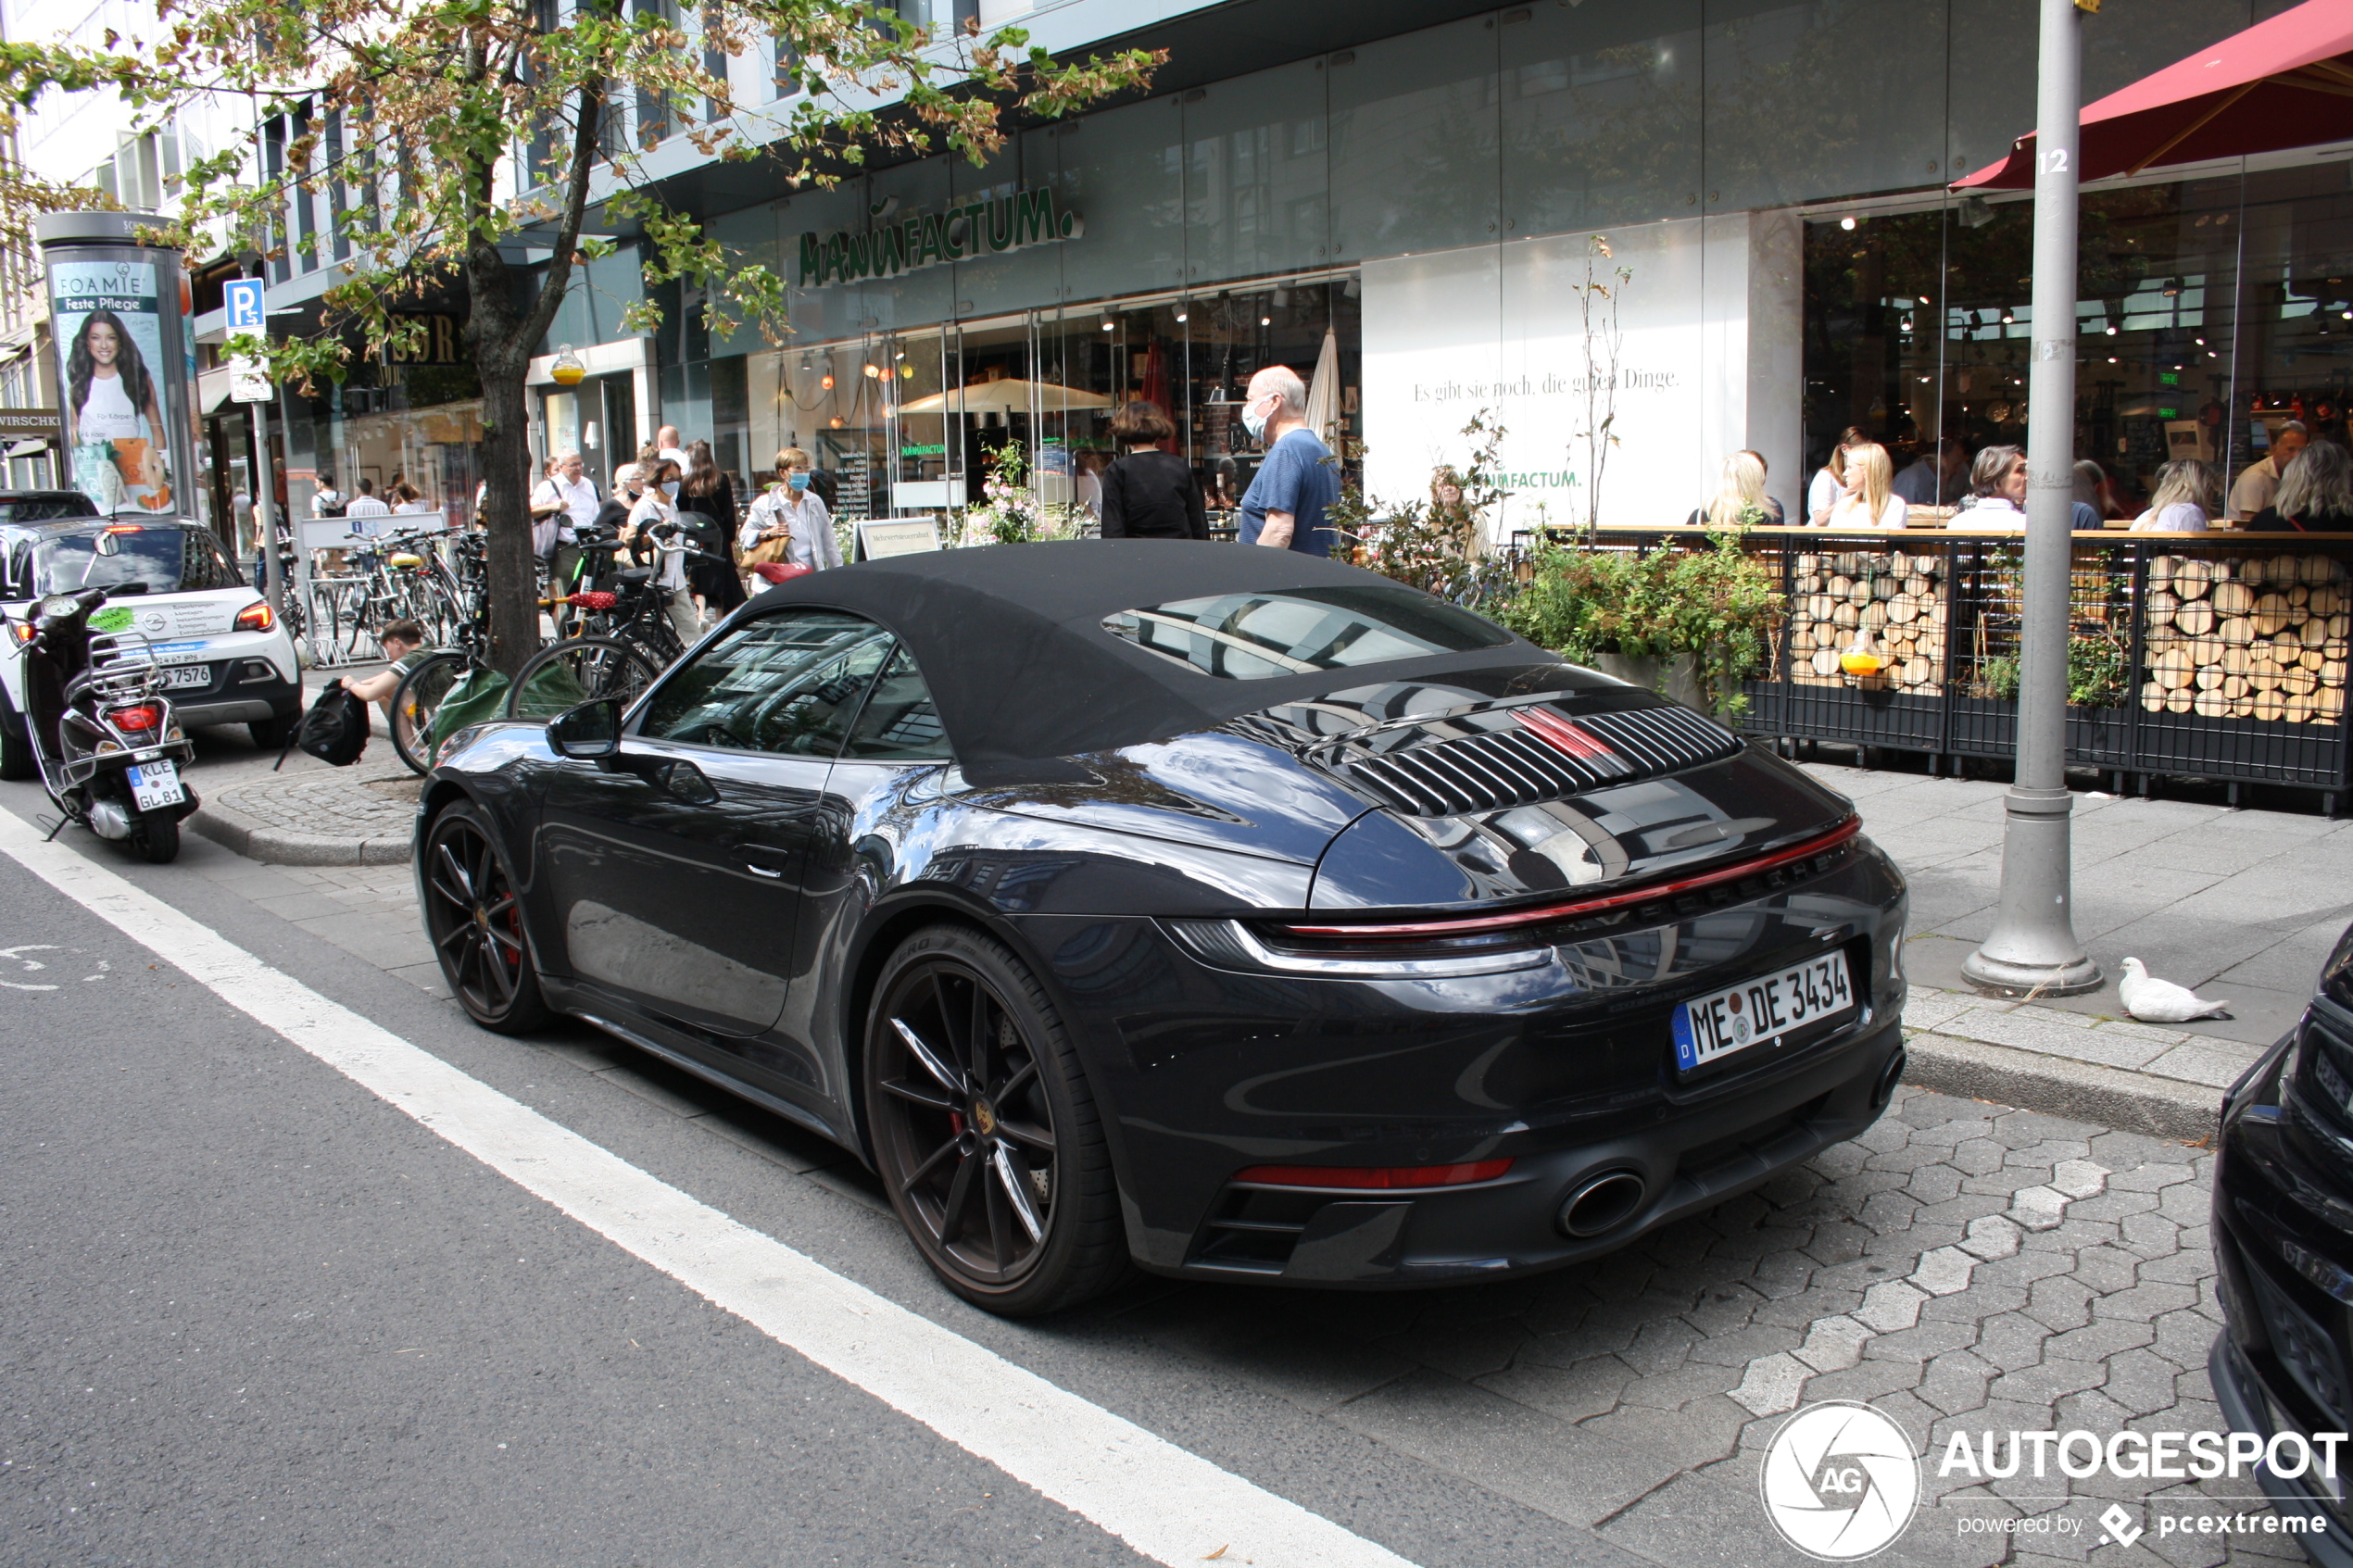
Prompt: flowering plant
<box><xmin>962</xmin><ymin>440</ymin><xmax>1044</xmax><ymax>546</ymax></box>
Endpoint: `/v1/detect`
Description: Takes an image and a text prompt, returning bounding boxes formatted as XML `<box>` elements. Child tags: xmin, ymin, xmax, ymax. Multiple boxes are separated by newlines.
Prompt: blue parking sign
<box><xmin>223</xmin><ymin>278</ymin><xmax>264</xmax><ymax>332</ymax></box>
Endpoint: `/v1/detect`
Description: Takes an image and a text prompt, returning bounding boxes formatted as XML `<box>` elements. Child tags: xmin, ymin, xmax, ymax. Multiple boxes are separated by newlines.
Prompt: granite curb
<box><xmin>189</xmin><ymin>787</ymin><xmax>414</xmax><ymax>866</ymax></box>
<box><xmin>1899</xmin><ymin>1030</ymin><xmax>2229</xmax><ymax>1143</ymax></box>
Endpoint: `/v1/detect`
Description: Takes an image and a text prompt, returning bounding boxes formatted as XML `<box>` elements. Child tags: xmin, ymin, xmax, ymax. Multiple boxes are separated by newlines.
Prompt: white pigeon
<box><xmin>2118</xmin><ymin>958</ymin><xmax>2231</xmax><ymax>1022</ymax></box>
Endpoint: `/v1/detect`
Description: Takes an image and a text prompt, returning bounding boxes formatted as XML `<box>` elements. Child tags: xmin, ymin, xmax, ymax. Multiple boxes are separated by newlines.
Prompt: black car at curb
<box><xmin>415</xmin><ymin>542</ymin><xmax>1909</xmax><ymax>1314</ymax></box>
<box><xmin>2213</xmin><ymin>922</ymin><xmax>2353</xmax><ymax>1565</ymax></box>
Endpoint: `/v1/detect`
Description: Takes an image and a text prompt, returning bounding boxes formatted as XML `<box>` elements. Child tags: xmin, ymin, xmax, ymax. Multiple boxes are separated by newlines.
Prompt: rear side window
<box><xmin>639</xmin><ymin>609</ymin><xmax>895</xmax><ymax>757</ymax></box>
<box><xmin>31</xmin><ymin>527</ymin><xmax>242</xmax><ymax>596</ymax></box>
<box><xmin>1101</xmin><ymin>583</ymin><xmax>1509</xmax><ymax>680</ymax></box>
<box><xmin>841</xmin><ymin>643</ymin><xmax>949</xmax><ymax>761</ymax></box>
<box><xmin>0</xmin><ymin>495</ymin><xmax>99</xmax><ymax>525</ymax></box>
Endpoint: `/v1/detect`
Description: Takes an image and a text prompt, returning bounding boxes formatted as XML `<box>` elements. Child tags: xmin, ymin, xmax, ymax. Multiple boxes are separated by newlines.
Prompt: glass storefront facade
<box><xmin>530</xmin><ymin>0</ymin><xmax>2323</xmax><ymax>535</ymax></box>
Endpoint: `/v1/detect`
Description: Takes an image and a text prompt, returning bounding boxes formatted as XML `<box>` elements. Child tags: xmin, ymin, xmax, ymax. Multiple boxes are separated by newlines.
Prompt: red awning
<box><xmin>1955</xmin><ymin>0</ymin><xmax>2353</xmax><ymax>190</ymax></box>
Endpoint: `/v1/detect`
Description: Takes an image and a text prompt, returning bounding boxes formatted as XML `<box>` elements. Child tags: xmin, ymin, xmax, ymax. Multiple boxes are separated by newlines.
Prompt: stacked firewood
<box><xmin>1785</xmin><ymin>551</ymin><xmax>1948</xmax><ymax>693</ymax></box>
<box><xmin>2139</xmin><ymin>554</ymin><xmax>2348</xmax><ymax>722</ymax></box>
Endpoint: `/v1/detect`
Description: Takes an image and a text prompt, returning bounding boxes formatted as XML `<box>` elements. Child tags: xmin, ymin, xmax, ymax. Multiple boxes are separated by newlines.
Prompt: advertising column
<box><xmin>35</xmin><ymin>212</ymin><xmax>198</xmax><ymax>518</ymax></box>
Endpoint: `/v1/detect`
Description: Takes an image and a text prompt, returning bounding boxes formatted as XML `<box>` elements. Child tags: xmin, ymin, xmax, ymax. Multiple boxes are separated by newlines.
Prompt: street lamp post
<box><xmin>1963</xmin><ymin>0</ymin><xmax>2102</xmax><ymax>997</ymax></box>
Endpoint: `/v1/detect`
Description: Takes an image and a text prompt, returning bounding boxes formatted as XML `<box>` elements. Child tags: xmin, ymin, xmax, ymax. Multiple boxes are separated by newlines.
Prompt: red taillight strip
<box><xmin>1232</xmin><ymin>1159</ymin><xmax>1514</xmax><ymax>1190</ymax></box>
<box><xmin>1279</xmin><ymin>816</ymin><xmax>1863</xmax><ymax>940</ymax></box>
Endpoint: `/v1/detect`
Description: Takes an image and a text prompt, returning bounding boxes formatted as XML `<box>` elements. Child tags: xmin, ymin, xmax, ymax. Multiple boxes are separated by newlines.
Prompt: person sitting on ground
<box><xmin>1687</xmin><ymin>449</ymin><xmax>1786</xmax><ymax>528</ymax></box>
<box><xmin>2250</xmin><ymin>440</ymin><xmax>2353</xmax><ymax>533</ymax></box>
<box><xmin>2130</xmin><ymin>459</ymin><xmax>2218</xmax><ymax>533</ymax></box>
<box><xmin>332</xmin><ymin>620</ymin><xmax>430</xmax><ymax>728</ymax></box>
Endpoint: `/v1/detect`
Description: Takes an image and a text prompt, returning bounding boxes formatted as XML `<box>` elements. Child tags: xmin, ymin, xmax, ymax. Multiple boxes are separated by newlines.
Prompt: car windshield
<box><xmin>1101</xmin><ymin>584</ymin><xmax>1510</xmax><ymax>681</ymax></box>
<box><xmin>31</xmin><ymin>527</ymin><xmax>243</xmax><ymax>597</ymax></box>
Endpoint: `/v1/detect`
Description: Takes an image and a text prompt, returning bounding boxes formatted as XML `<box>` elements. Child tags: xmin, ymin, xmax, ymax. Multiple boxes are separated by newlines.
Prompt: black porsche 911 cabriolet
<box><xmin>416</xmin><ymin>541</ymin><xmax>1907</xmax><ymax>1314</ymax></box>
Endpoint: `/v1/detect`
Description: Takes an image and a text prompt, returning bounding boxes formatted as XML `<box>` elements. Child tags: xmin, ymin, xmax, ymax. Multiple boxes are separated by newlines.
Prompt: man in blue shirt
<box><xmin>1236</xmin><ymin>366</ymin><xmax>1339</xmax><ymax>555</ymax></box>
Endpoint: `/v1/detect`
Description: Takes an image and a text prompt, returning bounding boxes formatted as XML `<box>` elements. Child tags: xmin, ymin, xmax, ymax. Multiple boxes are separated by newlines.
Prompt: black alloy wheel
<box><xmin>866</xmin><ymin>926</ymin><xmax>1126</xmax><ymax>1315</ymax></box>
<box><xmin>422</xmin><ymin>803</ymin><xmax>549</xmax><ymax>1034</ymax></box>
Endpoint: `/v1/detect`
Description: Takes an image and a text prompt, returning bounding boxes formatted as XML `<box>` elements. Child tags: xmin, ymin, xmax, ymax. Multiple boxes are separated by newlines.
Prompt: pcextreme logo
<box><xmin>1759</xmin><ymin>1401</ymin><xmax>1922</xmax><ymax>1561</ymax></box>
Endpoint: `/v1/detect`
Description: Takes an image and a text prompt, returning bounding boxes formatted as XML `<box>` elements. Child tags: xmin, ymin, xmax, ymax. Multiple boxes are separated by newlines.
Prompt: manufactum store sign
<box><xmin>797</xmin><ymin>186</ymin><xmax>1080</xmax><ymax>286</ymax></box>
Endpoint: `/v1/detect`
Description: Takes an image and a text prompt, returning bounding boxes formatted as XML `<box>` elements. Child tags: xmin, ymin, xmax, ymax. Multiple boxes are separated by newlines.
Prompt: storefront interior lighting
<box><xmin>1101</xmin><ymin>317</ymin><xmax>1115</xmax><ymax>331</ymax></box>
<box><xmin>1840</xmin><ymin>216</ymin><xmax>1856</xmax><ymax>231</ymax></box>
<box><xmin>820</xmin><ymin>373</ymin><xmax>834</xmax><ymax>389</ymax></box>
<box><xmin>863</xmin><ymin>364</ymin><xmax>880</xmax><ymax>378</ymax></box>
<box><xmin>1260</xmin><ymin>315</ymin><xmax>1271</xmax><ymax>326</ymax></box>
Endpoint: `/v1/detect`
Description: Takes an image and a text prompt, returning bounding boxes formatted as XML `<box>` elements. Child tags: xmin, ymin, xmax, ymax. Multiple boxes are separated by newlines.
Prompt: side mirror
<box><xmin>548</xmin><ymin>697</ymin><xmax>621</xmax><ymax>759</ymax></box>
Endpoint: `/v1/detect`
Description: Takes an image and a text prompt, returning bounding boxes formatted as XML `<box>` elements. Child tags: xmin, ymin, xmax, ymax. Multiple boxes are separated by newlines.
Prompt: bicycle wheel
<box><xmin>504</xmin><ymin>636</ymin><xmax>662</xmax><ymax>721</ymax></box>
<box><xmin>615</xmin><ymin>619</ymin><xmax>684</xmax><ymax>671</ymax></box>
<box><xmin>391</xmin><ymin>651</ymin><xmax>470</xmax><ymax>775</ymax></box>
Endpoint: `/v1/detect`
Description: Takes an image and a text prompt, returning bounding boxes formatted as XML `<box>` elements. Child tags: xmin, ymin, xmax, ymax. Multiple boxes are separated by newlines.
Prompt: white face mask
<box><xmin>661</xmin><ymin>480</ymin><xmax>680</xmax><ymax>500</ymax></box>
<box><xmin>1240</xmin><ymin>396</ymin><xmax>1272</xmax><ymax>443</ymax></box>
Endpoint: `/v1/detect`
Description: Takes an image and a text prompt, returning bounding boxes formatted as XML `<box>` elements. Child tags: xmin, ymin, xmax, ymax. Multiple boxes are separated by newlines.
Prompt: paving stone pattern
<box><xmin>211</xmin><ymin>760</ymin><xmax>421</xmax><ymax>841</ymax></box>
<box><xmin>1815</xmin><ymin>760</ymin><xmax>2353</xmax><ymax>1050</ymax></box>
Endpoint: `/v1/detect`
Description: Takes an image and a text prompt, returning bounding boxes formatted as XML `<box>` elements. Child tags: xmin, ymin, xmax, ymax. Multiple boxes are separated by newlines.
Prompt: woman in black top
<box><xmin>1100</xmin><ymin>401</ymin><xmax>1207</xmax><ymax>540</ymax></box>
<box><xmin>2251</xmin><ymin>440</ymin><xmax>2353</xmax><ymax>533</ymax></box>
<box><xmin>680</xmin><ymin>439</ymin><xmax>747</xmax><ymax>619</ymax></box>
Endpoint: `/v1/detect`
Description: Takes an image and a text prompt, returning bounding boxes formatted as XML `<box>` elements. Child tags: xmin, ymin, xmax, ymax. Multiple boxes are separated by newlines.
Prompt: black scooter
<box><xmin>18</xmin><ymin>552</ymin><xmax>200</xmax><ymax>862</ymax></box>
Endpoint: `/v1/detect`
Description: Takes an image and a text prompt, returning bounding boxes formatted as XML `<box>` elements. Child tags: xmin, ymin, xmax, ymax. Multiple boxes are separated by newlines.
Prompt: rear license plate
<box><xmin>1672</xmin><ymin>950</ymin><xmax>1854</xmax><ymax>1073</ymax></box>
<box><xmin>163</xmin><ymin>663</ymin><xmax>211</xmax><ymax>689</ymax></box>
<box><xmin>126</xmin><ymin>760</ymin><xmax>184</xmax><ymax>810</ymax></box>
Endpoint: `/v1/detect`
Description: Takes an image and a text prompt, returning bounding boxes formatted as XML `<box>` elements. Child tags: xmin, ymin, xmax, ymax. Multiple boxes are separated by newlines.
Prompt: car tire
<box><xmin>248</xmin><ymin>708</ymin><xmax>301</xmax><ymax>751</ymax></box>
<box><xmin>421</xmin><ymin>800</ymin><xmax>550</xmax><ymax>1035</ymax></box>
<box><xmin>864</xmin><ymin>923</ymin><xmax>1127</xmax><ymax>1316</ymax></box>
<box><xmin>0</xmin><ymin>696</ymin><xmax>32</xmax><ymax>782</ymax></box>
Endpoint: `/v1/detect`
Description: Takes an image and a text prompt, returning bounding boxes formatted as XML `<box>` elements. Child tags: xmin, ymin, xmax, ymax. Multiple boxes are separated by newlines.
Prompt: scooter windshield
<box><xmin>32</xmin><ymin>528</ymin><xmax>243</xmax><ymax>597</ymax></box>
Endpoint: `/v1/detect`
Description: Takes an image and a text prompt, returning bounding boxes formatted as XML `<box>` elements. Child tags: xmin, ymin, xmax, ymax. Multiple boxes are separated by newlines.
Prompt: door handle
<box><xmin>741</xmin><ymin>844</ymin><xmax>793</xmax><ymax>880</ymax></box>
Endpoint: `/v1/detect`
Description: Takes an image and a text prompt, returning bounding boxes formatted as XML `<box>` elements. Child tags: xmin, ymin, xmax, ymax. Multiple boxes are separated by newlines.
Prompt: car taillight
<box><xmin>107</xmin><ymin>703</ymin><xmax>162</xmax><ymax>733</ymax></box>
<box><xmin>1232</xmin><ymin>1160</ymin><xmax>1514</xmax><ymax>1190</ymax></box>
<box><xmin>234</xmin><ymin>601</ymin><xmax>275</xmax><ymax>632</ymax></box>
<box><xmin>1272</xmin><ymin>816</ymin><xmax>1865</xmax><ymax>943</ymax></box>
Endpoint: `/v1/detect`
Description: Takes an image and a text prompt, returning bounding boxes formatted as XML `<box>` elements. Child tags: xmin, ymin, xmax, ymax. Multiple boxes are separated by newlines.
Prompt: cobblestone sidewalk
<box><xmin>190</xmin><ymin>760</ymin><xmax>420</xmax><ymax>865</ymax></box>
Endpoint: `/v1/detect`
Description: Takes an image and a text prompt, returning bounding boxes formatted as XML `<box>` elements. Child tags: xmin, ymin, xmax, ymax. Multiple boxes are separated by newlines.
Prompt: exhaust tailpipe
<box><xmin>1558</xmin><ymin>1170</ymin><xmax>1646</xmax><ymax>1238</ymax></box>
<box><xmin>1873</xmin><ymin>1047</ymin><xmax>1908</xmax><ymax>1110</ymax></box>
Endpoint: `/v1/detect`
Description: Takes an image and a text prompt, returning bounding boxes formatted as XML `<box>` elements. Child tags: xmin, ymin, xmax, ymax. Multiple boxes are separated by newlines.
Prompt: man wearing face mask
<box><xmin>1235</xmin><ymin>365</ymin><xmax>1339</xmax><ymax>555</ymax></box>
<box><xmin>741</xmin><ymin>446</ymin><xmax>842</xmax><ymax>572</ymax></box>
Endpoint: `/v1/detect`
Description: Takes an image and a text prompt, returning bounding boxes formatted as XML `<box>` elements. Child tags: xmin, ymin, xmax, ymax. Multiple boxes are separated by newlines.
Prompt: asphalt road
<box><xmin>0</xmin><ymin>781</ymin><xmax>1600</xmax><ymax>1568</ymax></box>
<box><xmin>0</xmin><ymin>748</ymin><xmax>2280</xmax><ymax>1568</ymax></box>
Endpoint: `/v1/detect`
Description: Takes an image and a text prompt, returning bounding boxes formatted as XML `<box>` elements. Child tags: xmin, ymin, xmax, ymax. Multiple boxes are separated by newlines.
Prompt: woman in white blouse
<box><xmin>2130</xmin><ymin>459</ymin><xmax>2216</xmax><ymax>533</ymax></box>
<box><xmin>739</xmin><ymin>445</ymin><xmax>842</xmax><ymax>573</ymax></box>
<box><xmin>627</xmin><ymin>457</ymin><xmax>702</xmax><ymax>648</ymax></box>
<box><xmin>1822</xmin><ymin>443</ymin><xmax>1907</xmax><ymax>529</ymax></box>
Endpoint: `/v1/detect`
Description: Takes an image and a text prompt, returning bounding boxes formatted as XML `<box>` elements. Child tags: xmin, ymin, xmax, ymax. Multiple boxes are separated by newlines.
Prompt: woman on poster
<box><xmin>65</xmin><ymin>308</ymin><xmax>170</xmax><ymax>512</ymax></box>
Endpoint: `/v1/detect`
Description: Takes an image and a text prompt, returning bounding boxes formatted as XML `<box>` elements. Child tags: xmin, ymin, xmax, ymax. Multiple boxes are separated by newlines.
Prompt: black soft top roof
<box><xmin>738</xmin><ymin>539</ymin><xmax>1543</xmax><ymax>784</ymax></box>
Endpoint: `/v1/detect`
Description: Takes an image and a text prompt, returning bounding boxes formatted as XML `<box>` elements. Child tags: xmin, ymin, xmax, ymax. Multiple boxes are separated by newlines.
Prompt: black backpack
<box><xmin>288</xmin><ymin>684</ymin><xmax>371</xmax><ymax>768</ymax></box>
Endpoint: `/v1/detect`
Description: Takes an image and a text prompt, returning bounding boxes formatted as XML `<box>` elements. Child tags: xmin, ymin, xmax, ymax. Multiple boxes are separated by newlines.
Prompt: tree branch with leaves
<box><xmin>0</xmin><ymin>0</ymin><xmax>1158</xmax><ymax>673</ymax></box>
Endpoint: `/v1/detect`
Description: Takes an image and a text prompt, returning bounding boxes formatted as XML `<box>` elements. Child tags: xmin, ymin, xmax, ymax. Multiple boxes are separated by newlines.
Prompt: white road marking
<box><xmin>0</xmin><ymin>813</ymin><xmax>1417</xmax><ymax>1568</ymax></box>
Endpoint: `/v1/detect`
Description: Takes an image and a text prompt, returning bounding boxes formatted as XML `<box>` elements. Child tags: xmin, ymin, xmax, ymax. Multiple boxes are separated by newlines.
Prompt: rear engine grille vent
<box><xmin>1332</xmin><ymin>704</ymin><xmax>1743</xmax><ymax>818</ymax></box>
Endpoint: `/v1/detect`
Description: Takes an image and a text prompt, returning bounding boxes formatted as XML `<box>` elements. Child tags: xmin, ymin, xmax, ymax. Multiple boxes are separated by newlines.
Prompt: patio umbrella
<box><xmin>1956</xmin><ymin>0</ymin><xmax>2353</xmax><ymax>190</ymax></box>
<box><xmin>1302</xmin><ymin>329</ymin><xmax>1340</xmax><ymax>444</ymax></box>
<box><xmin>896</xmin><ymin>378</ymin><xmax>1115</xmax><ymax>414</ymax></box>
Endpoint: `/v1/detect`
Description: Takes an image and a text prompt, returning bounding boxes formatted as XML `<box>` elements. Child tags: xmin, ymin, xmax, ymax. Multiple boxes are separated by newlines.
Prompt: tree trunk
<box><xmin>476</xmin><ymin>366</ymin><xmax>539</xmax><ymax>677</ymax></box>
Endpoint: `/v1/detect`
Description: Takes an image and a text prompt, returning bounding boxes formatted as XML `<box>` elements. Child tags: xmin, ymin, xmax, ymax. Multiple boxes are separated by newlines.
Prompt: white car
<box><xmin>0</xmin><ymin>514</ymin><xmax>303</xmax><ymax>779</ymax></box>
